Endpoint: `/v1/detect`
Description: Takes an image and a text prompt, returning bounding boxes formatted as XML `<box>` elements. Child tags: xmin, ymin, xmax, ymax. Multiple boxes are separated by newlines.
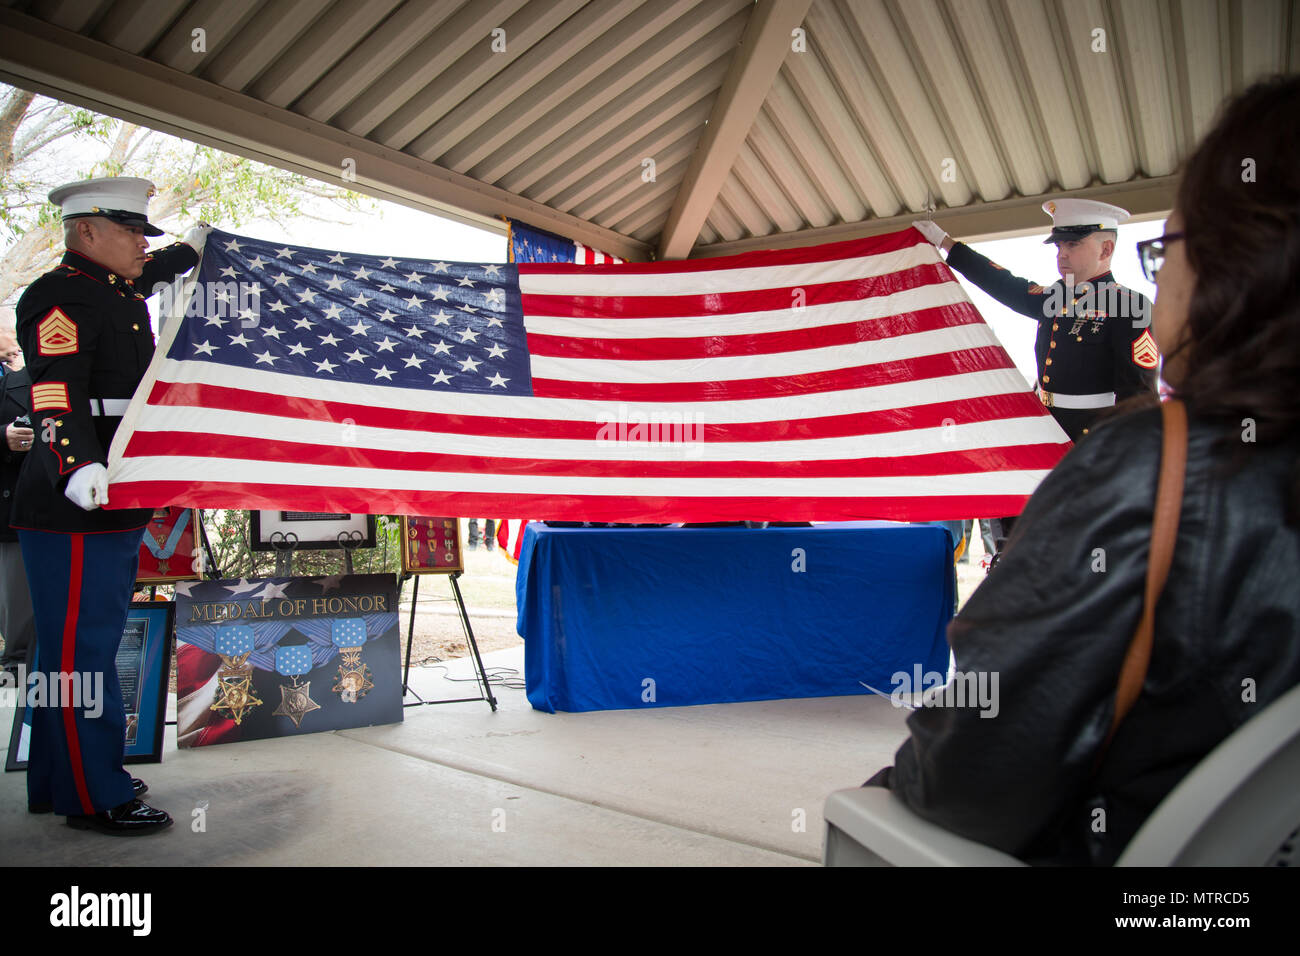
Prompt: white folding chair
<box><xmin>824</xmin><ymin>681</ymin><xmax>1300</xmax><ymax>866</ymax></box>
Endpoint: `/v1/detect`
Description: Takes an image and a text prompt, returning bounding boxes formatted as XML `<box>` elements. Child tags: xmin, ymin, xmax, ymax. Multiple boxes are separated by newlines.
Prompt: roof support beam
<box><xmin>691</xmin><ymin>174</ymin><xmax>1177</xmax><ymax>257</ymax></box>
<box><xmin>656</xmin><ymin>0</ymin><xmax>813</xmax><ymax>260</ymax></box>
<box><xmin>0</xmin><ymin>6</ymin><xmax>650</xmax><ymax>261</ymax></box>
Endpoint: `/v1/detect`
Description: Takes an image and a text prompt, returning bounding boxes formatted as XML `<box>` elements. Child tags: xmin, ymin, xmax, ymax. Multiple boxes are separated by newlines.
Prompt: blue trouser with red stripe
<box><xmin>18</xmin><ymin>528</ymin><xmax>140</xmax><ymax>816</ymax></box>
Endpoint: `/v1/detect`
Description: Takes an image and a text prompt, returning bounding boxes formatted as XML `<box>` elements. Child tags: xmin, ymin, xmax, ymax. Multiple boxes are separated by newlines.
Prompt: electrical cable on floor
<box><xmin>419</xmin><ymin>663</ymin><xmax>525</xmax><ymax>690</ymax></box>
<box><xmin>404</xmin><ymin>653</ymin><xmax>524</xmax><ymax>690</ymax></box>
<box><xmin>405</xmin><ymin>654</ymin><xmax>445</xmax><ymax>667</ymax></box>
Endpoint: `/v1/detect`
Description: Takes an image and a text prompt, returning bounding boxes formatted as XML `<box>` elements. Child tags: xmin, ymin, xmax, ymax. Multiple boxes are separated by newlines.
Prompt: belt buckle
<box><xmin>1040</xmin><ymin>390</ymin><xmax>1053</xmax><ymax>408</ymax></box>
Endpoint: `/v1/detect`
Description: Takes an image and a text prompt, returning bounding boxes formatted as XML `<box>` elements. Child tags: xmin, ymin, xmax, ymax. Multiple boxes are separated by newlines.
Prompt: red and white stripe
<box><xmin>495</xmin><ymin>519</ymin><xmax>530</xmax><ymax>564</ymax></box>
<box><xmin>572</xmin><ymin>241</ymin><xmax>623</xmax><ymax>265</ymax></box>
<box><xmin>106</xmin><ymin>229</ymin><xmax>1067</xmax><ymax>522</ymax></box>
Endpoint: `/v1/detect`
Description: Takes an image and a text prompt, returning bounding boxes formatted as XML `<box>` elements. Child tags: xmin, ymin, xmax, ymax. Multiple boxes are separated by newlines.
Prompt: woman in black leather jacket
<box><xmin>866</xmin><ymin>74</ymin><xmax>1300</xmax><ymax>865</ymax></box>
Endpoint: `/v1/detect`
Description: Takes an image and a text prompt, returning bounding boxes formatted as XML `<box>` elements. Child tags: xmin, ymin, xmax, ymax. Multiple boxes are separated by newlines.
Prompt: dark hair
<box><xmin>1170</xmin><ymin>75</ymin><xmax>1300</xmax><ymax>429</ymax></box>
<box><xmin>1167</xmin><ymin>74</ymin><xmax>1300</xmax><ymax>518</ymax></box>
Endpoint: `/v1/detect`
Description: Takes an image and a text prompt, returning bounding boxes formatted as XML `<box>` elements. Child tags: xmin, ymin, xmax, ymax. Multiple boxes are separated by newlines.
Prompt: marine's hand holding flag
<box><xmin>64</xmin><ymin>462</ymin><xmax>109</xmax><ymax>511</ymax></box>
<box><xmin>182</xmin><ymin>222</ymin><xmax>214</xmax><ymax>253</ymax></box>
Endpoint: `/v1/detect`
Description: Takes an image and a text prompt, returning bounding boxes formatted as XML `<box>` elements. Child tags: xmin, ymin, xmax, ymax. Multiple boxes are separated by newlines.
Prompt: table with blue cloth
<box><xmin>515</xmin><ymin>522</ymin><xmax>955</xmax><ymax>713</ymax></box>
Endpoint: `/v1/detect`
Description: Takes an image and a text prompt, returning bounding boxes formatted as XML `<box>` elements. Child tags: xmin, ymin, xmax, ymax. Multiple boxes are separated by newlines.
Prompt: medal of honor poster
<box><xmin>173</xmin><ymin>574</ymin><xmax>403</xmax><ymax>748</ymax></box>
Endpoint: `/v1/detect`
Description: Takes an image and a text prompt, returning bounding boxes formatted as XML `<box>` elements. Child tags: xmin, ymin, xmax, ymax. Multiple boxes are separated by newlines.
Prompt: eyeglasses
<box><xmin>1136</xmin><ymin>232</ymin><xmax>1185</xmax><ymax>282</ymax></box>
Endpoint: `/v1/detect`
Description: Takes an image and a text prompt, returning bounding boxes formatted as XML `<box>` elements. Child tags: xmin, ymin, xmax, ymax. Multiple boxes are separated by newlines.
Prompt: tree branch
<box><xmin>0</xmin><ymin>88</ymin><xmax>35</xmax><ymax>179</ymax></box>
<box><xmin>14</xmin><ymin>123</ymin><xmax>84</xmax><ymax>164</ymax></box>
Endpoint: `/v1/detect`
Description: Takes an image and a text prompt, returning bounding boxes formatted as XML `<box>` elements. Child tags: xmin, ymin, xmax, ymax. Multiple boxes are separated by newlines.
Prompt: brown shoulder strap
<box><xmin>1101</xmin><ymin>399</ymin><xmax>1188</xmax><ymax>755</ymax></box>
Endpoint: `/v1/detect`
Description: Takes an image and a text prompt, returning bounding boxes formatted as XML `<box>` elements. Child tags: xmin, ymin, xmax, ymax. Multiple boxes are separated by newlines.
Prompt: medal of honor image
<box><xmin>273</xmin><ymin>644</ymin><xmax>320</xmax><ymax>729</ymax></box>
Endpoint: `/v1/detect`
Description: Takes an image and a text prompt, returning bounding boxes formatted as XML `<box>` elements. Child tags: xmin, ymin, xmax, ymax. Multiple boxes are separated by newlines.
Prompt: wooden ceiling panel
<box><xmin>0</xmin><ymin>0</ymin><xmax>1275</xmax><ymax>258</ymax></box>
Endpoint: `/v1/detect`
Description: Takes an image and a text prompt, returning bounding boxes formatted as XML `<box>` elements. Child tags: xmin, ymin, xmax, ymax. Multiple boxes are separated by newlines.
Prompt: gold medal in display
<box><xmin>211</xmin><ymin>626</ymin><xmax>262</xmax><ymax>724</ymax></box>
<box><xmin>332</xmin><ymin>647</ymin><xmax>374</xmax><ymax>703</ymax></box>
<box><xmin>330</xmin><ymin>618</ymin><xmax>371</xmax><ymax>703</ymax></box>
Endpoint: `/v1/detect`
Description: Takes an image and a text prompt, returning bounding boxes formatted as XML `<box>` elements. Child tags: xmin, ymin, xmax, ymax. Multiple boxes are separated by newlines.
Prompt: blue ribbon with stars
<box><xmin>331</xmin><ymin>618</ymin><xmax>366</xmax><ymax>649</ymax></box>
<box><xmin>140</xmin><ymin>508</ymin><xmax>191</xmax><ymax>560</ymax></box>
<box><xmin>274</xmin><ymin>644</ymin><xmax>314</xmax><ymax>677</ymax></box>
<box><xmin>178</xmin><ymin>613</ymin><xmax>395</xmax><ymax>672</ymax></box>
<box><xmin>215</xmin><ymin>624</ymin><xmax>254</xmax><ymax>657</ymax></box>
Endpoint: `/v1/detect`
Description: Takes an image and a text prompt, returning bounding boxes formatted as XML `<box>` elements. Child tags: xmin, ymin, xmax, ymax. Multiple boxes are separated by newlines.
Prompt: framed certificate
<box><xmin>118</xmin><ymin>601</ymin><xmax>174</xmax><ymax>764</ymax></box>
<box><xmin>5</xmin><ymin>600</ymin><xmax>174</xmax><ymax>770</ymax></box>
<box><xmin>250</xmin><ymin>511</ymin><xmax>376</xmax><ymax>552</ymax></box>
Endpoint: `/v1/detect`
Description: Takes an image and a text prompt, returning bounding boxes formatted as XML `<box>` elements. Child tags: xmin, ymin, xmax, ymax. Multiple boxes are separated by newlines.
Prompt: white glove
<box><xmin>65</xmin><ymin>463</ymin><xmax>110</xmax><ymax>511</ymax></box>
<box><xmin>912</xmin><ymin>220</ymin><xmax>949</xmax><ymax>248</ymax></box>
<box><xmin>183</xmin><ymin>222</ymin><xmax>214</xmax><ymax>253</ymax></box>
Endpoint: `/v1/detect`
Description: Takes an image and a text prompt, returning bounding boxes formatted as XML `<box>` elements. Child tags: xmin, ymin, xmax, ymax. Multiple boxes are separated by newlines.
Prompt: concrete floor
<box><xmin>0</xmin><ymin>646</ymin><xmax>911</xmax><ymax>866</ymax></box>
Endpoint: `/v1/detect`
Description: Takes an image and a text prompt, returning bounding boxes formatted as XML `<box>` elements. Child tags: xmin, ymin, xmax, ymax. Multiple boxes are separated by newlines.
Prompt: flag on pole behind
<box><xmin>108</xmin><ymin>227</ymin><xmax>1068</xmax><ymax>522</ymax></box>
<box><xmin>491</xmin><ymin>220</ymin><xmax>628</xmax><ymax>559</ymax></box>
<box><xmin>510</xmin><ymin>219</ymin><xmax>625</xmax><ymax>266</ymax></box>
<box><xmin>495</xmin><ymin>518</ymin><xmax>529</xmax><ymax>565</ymax></box>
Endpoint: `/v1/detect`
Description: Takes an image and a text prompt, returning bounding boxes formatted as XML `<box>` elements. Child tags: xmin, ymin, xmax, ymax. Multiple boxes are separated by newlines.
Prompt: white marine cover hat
<box><xmin>1041</xmin><ymin>197</ymin><xmax>1130</xmax><ymax>243</ymax></box>
<box><xmin>49</xmin><ymin>176</ymin><xmax>163</xmax><ymax>236</ymax></box>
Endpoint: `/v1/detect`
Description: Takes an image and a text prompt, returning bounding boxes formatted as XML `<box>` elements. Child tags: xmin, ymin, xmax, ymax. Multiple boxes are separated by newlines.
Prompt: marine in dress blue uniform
<box><xmin>915</xmin><ymin>199</ymin><xmax>1160</xmax><ymax>442</ymax></box>
<box><xmin>11</xmin><ymin>177</ymin><xmax>203</xmax><ymax>834</ymax></box>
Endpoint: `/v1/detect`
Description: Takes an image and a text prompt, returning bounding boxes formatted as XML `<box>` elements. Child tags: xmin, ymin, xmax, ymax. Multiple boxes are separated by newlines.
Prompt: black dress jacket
<box><xmin>868</xmin><ymin>405</ymin><xmax>1300</xmax><ymax>864</ymax></box>
<box><xmin>945</xmin><ymin>241</ymin><xmax>1159</xmax><ymax>441</ymax></box>
<box><xmin>11</xmin><ymin>244</ymin><xmax>198</xmax><ymax>533</ymax></box>
<box><xmin>1</xmin><ymin>366</ymin><xmax>31</xmax><ymax>541</ymax></box>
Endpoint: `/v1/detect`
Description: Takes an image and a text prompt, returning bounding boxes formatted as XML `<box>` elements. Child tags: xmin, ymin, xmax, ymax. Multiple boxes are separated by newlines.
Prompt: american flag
<box><xmin>107</xmin><ymin>227</ymin><xmax>1069</xmax><ymax>522</ymax></box>
<box><xmin>495</xmin><ymin>518</ymin><xmax>529</xmax><ymax>565</ymax></box>
<box><xmin>511</xmin><ymin>219</ymin><xmax>625</xmax><ymax>265</ymax></box>
<box><xmin>488</xmin><ymin>220</ymin><xmax>627</xmax><ymax>559</ymax></box>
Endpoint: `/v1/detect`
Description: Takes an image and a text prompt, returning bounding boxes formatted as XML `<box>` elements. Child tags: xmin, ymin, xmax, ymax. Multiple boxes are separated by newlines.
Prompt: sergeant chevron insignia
<box><xmin>1132</xmin><ymin>328</ymin><xmax>1160</xmax><ymax>368</ymax></box>
<box><xmin>37</xmin><ymin>308</ymin><xmax>78</xmax><ymax>355</ymax></box>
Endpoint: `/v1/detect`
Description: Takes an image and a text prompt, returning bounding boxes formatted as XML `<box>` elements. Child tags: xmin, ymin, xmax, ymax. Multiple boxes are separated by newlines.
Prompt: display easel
<box><xmin>399</xmin><ymin>571</ymin><xmax>497</xmax><ymax>712</ymax></box>
<box><xmin>396</xmin><ymin>516</ymin><xmax>496</xmax><ymax>710</ymax></box>
<box><xmin>195</xmin><ymin>510</ymin><xmax>222</xmax><ymax>578</ymax></box>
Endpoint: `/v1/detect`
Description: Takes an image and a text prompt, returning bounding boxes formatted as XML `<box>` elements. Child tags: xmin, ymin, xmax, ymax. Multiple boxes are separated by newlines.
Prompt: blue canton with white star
<box><xmin>168</xmin><ymin>230</ymin><xmax>531</xmax><ymax>395</ymax></box>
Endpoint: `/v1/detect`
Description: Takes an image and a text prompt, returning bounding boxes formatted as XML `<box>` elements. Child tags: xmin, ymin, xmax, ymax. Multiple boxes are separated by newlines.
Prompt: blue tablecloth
<box><xmin>516</xmin><ymin>522</ymin><xmax>954</xmax><ymax>713</ymax></box>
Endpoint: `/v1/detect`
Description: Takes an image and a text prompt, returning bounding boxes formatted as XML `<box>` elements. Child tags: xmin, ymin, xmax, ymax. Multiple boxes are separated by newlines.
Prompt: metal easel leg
<box><xmin>401</xmin><ymin>573</ymin><xmax>426</xmax><ymax>706</ymax></box>
<box><xmin>195</xmin><ymin>509</ymin><xmax>222</xmax><ymax>578</ymax></box>
<box><xmin>449</xmin><ymin>571</ymin><xmax>497</xmax><ymax>711</ymax></box>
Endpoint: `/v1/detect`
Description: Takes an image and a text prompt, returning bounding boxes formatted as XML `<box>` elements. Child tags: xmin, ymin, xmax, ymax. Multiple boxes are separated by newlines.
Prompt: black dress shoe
<box><xmin>66</xmin><ymin>799</ymin><xmax>172</xmax><ymax>836</ymax></box>
<box><xmin>30</xmin><ymin>778</ymin><xmax>148</xmax><ymax>814</ymax></box>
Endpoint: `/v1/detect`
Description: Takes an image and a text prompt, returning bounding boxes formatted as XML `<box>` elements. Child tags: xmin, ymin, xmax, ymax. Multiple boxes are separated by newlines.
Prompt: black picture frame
<box><xmin>249</xmin><ymin>511</ymin><xmax>377</xmax><ymax>553</ymax></box>
<box><xmin>119</xmin><ymin>601</ymin><xmax>175</xmax><ymax>764</ymax></box>
<box><xmin>3</xmin><ymin>671</ymin><xmax>30</xmax><ymax>772</ymax></box>
<box><xmin>5</xmin><ymin>600</ymin><xmax>174</xmax><ymax>771</ymax></box>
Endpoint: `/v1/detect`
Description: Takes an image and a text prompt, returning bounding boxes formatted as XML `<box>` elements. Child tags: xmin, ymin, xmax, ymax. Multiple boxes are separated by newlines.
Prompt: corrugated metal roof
<box><xmin>1</xmin><ymin>0</ymin><xmax>1296</xmax><ymax>259</ymax></box>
